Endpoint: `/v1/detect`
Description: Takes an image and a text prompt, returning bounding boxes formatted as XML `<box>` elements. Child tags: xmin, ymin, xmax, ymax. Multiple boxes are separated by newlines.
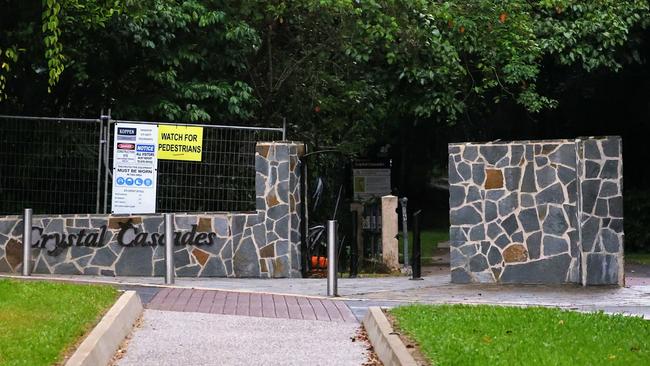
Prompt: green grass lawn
<box><xmin>390</xmin><ymin>304</ymin><xmax>650</xmax><ymax>365</ymax></box>
<box><xmin>398</xmin><ymin>229</ymin><xmax>448</xmax><ymax>265</ymax></box>
<box><xmin>626</xmin><ymin>252</ymin><xmax>650</xmax><ymax>265</ymax></box>
<box><xmin>0</xmin><ymin>280</ymin><xmax>118</xmax><ymax>366</ymax></box>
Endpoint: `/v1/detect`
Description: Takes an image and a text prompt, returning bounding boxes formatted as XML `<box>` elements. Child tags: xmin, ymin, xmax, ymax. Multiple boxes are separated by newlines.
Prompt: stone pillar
<box><xmin>381</xmin><ymin>195</ymin><xmax>399</xmax><ymax>271</ymax></box>
<box><xmin>577</xmin><ymin>136</ymin><xmax>624</xmax><ymax>286</ymax></box>
<box><xmin>255</xmin><ymin>142</ymin><xmax>304</xmax><ymax>278</ymax></box>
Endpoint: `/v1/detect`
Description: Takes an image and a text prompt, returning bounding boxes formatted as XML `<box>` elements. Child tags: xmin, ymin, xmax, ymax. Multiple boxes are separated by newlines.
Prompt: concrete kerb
<box><xmin>362</xmin><ymin>307</ymin><xmax>418</xmax><ymax>366</ymax></box>
<box><xmin>65</xmin><ymin>291</ymin><xmax>143</xmax><ymax>366</ymax></box>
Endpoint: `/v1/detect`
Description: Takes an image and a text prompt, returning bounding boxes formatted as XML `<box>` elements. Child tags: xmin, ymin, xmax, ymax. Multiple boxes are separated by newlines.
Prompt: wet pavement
<box><xmin>4</xmin><ymin>265</ymin><xmax>650</xmax><ymax>319</ymax></box>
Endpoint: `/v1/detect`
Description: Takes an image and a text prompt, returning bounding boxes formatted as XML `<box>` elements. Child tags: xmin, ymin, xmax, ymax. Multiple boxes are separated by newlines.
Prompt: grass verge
<box><xmin>0</xmin><ymin>279</ymin><xmax>118</xmax><ymax>366</ymax></box>
<box><xmin>390</xmin><ymin>304</ymin><xmax>650</xmax><ymax>365</ymax></box>
<box><xmin>398</xmin><ymin>229</ymin><xmax>448</xmax><ymax>265</ymax></box>
<box><xmin>626</xmin><ymin>252</ymin><xmax>650</xmax><ymax>265</ymax></box>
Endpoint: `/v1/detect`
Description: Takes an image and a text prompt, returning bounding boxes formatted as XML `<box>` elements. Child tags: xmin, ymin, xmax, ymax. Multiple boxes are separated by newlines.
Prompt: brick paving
<box><xmin>147</xmin><ymin>288</ymin><xmax>358</xmax><ymax>323</ymax></box>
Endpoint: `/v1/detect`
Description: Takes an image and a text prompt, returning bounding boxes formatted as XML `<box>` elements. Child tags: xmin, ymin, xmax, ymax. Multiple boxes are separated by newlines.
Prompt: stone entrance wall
<box><xmin>0</xmin><ymin>142</ymin><xmax>303</xmax><ymax>278</ymax></box>
<box><xmin>448</xmin><ymin>137</ymin><xmax>623</xmax><ymax>285</ymax></box>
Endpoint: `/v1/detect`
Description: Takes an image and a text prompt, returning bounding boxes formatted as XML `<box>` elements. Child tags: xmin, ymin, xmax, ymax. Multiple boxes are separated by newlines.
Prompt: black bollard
<box><xmin>350</xmin><ymin>213</ymin><xmax>359</xmax><ymax>278</ymax></box>
<box><xmin>411</xmin><ymin>210</ymin><xmax>423</xmax><ymax>280</ymax></box>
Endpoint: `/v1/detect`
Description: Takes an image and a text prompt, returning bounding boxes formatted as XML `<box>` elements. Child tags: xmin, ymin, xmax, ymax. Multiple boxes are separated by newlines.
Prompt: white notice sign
<box><xmin>111</xmin><ymin>123</ymin><xmax>158</xmax><ymax>214</ymax></box>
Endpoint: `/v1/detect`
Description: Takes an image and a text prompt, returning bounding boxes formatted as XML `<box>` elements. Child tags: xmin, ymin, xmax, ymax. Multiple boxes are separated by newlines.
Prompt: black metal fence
<box><xmin>0</xmin><ymin>114</ymin><xmax>284</xmax><ymax>215</ymax></box>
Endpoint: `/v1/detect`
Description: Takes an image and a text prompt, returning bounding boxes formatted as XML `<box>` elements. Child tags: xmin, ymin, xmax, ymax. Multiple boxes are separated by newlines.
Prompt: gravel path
<box><xmin>116</xmin><ymin>310</ymin><xmax>369</xmax><ymax>366</ymax></box>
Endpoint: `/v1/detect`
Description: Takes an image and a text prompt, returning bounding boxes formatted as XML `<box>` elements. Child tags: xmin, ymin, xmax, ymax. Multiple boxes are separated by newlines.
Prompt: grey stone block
<box><xmin>449</xmin><ymin>185</ymin><xmax>465</xmax><ymax>208</ymax></box>
<box><xmin>450</xmin><ymin>206</ymin><xmax>482</xmax><ymax>226</ymax></box>
<box><xmin>521</xmin><ymin>163</ymin><xmax>536</xmax><ymax>193</ymax></box>
<box><xmin>498</xmin><ymin>192</ymin><xmax>518</xmax><ymax>217</ymax></box>
<box><xmin>469</xmin><ymin>225</ymin><xmax>485</xmax><ymax>241</ymax></box>
<box><xmin>601</xmin><ymin>137</ymin><xmax>620</xmax><ymax>158</ymax></box>
<box><xmin>115</xmin><ymin>247</ymin><xmax>153</xmax><ymax>275</ymax></box>
<box><xmin>466</xmin><ymin>186</ymin><xmax>481</xmax><ymax>203</ymax></box>
<box><xmin>600</xmin><ymin>228</ymin><xmax>620</xmax><ymax>253</ymax></box>
<box><xmin>233</xmin><ymin>236</ymin><xmax>261</xmax><ymax>277</ymax></box>
<box><xmin>500</xmin><ymin>214</ymin><xmax>519</xmax><ymax>236</ymax></box>
<box><xmin>526</xmin><ymin>231</ymin><xmax>542</xmax><ymax>259</ymax></box>
<box><xmin>549</xmin><ymin>144</ymin><xmax>576</xmax><ymax>168</ymax></box>
<box><xmin>557</xmin><ymin>165</ymin><xmax>576</xmax><ymax>185</ymax></box>
<box><xmin>487</xmin><ymin>222</ymin><xmax>503</xmax><ymax>240</ymax></box>
<box><xmin>54</xmin><ymin>262</ymin><xmax>81</xmax><ymax>275</ymax></box>
<box><xmin>202</xmin><ymin>257</ymin><xmax>227</xmax><ymax>277</ymax></box>
<box><xmin>600</xmin><ymin>160</ymin><xmax>618</xmax><ymax>179</ymax></box>
<box><xmin>500</xmin><ymin>254</ymin><xmax>571</xmax><ymax>284</ymax></box>
<box><xmin>504</xmin><ymin>167</ymin><xmax>521</xmax><ymax>191</ymax></box>
<box><xmin>584</xmin><ymin>140</ymin><xmax>601</xmax><ymax>159</ymax></box>
<box><xmin>487</xmin><ymin>246</ymin><xmax>502</xmax><ymax>266</ymax></box>
<box><xmin>543</xmin><ymin>236</ymin><xmax>568</xmax><ymax>256</ymax></box>
<box><xmin>457</xmin><ymin>162</ymin><xmax>471</xmax><ymax>181</ymax></box>
<box><xmin>585</xmin><ymin>253</ymin><xmax>619</xmax><ymax>285</ymax></box>
<box><xmin>471</xmin><ymin>163</ymin><xmax>485</xmax><ymax>185</ymax></box>
<box><xmin>177</xmin><ymin>265</ymin><xmax>201</xmax><ymax>277</ymax></box>
<box><xmin>511</xmin><ymin>145</ymin><xmax>524</xmax><ymax>166</ymax></box>
<box><xmin>608</xmin><ymin>196</ymin><xmax>623</xmax><ymax>217</ymax></box>
<box><xmin>585</xmin><ymin>160</ymin><xmax>601</xmax><ymax>179</ymax></box>
<box><xmin>469</xmin><ymin>255</ymin><xmax>488</xmax><ymax>272</ymax></box>
<box><xmin>536</xmin><ymin>166</ymin><xmax>557</xmax><ymax>189</ymax></box>
<box><xmin>479</xmin><ymin>146</ymin><xmax>508</xmax><ymax>165</ymax></box>
<box><xmin>542</xmin><ymin>206</ymin><xmax>568</xmax><ymax>236</ymax></box>
<box><xmin>451</xmin><ymin>268</ymin><xmax>472</xmax><ymax>283</ymax></box>
<box><xmin>91</xmin><ymin>247</ymin><xmax>117</xmax><ymax>267</ymax></box>
<box><xmin>518</xmin><ymin>208</ymin><xmax>540</xmax><ymax>232</ymax></box>
<box><xmin>485</xmin><ymin>201</ymin><xmax>497</xmax><ymax>222</ymax></box>
<box><xmin>462</xmin><ymin>146</ymin><xmax>478</xmax><ymax>161</ymax></box>
<box><xmin>536</xmin><ymin>183</ymin><xmax>565</xmax><ymax>205</ymax></box>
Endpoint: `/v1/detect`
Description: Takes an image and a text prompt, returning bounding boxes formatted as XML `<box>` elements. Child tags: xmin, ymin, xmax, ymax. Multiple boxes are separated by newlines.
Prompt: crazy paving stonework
<box><xmin>0</xmin><ymin>142</ymin><xmax>303</xmax><ymax>278</ymax></box>
<box><xmin>448</xmin><ymin>137</ymin><xmax>623</xmax><ymax>286</ymax></box>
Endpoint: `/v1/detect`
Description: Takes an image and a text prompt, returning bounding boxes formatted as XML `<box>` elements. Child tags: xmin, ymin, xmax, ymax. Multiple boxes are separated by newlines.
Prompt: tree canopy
<box><xmin>1</xmin><ymin>0</ymin><xmax>648</xmax><ymax>153</ymax></box>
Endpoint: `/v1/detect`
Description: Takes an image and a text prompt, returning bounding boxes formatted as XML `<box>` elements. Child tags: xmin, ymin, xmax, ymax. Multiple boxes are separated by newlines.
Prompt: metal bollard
<box><xmin>400</xmin><ymin>197</ymin><xmax>409</xmax><ymax>268</ymax></box>
<box><xmin>164</xmin><ymin>213</ymin><xmax>175</xmax><ymax>285</ymax></box>
<box><xmin>327</xmin><ymin>220</ymin><xmax>338</xmax><ymax>296</ymax></box>
<box><xmin>22</xmin><ymin>208</ymin><xmax>32</xmax><ymax>276</ymax></box>
<box><xmin>411</xmin><ymin>210</ymin><xmax>423</xmax><ymax>280</ymax></box>
<box><xmin>349</xmin><ymin>214</ymin><xmax>358</xmax><ymax>278</ymax></box>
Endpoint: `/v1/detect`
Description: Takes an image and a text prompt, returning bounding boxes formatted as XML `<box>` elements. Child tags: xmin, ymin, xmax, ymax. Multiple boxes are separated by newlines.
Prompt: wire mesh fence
<box><xmin>0</xmin><ymin>115</ymin><xmax>102</xmax><ymax>215</ymax></box>
<box><xmin>0</xmin><ymin>114</ymin><xmax>284</xmax><ymax>215</ymax></box>
<box><xmin>105</xmin><ymin>121</ymin><xmax>284</xmax><ymax>213</ymax></box>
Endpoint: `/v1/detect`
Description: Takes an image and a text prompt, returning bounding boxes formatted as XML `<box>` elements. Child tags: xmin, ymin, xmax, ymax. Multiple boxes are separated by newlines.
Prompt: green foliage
<box><xmin>0</xmin><ymin>280</ymin><xmax>117</xmax><ymax>366</ymax></box>
<box><xmin>391</xmin><ymin>304</ymin><xmax>650</xmax><ymax>365</ymax></box>
<box><xmin>1</xmin><ymin>1</ymin><xmax>649</xmax><ymax>154</ymax></box>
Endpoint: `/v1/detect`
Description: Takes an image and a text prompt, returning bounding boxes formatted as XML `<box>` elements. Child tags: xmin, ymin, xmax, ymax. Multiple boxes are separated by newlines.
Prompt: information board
<box><xmin>111</xmin><ymin>123</ymin><xmax>158</xmax><ymax>214</ymax></box>
<box><xmin>352</xmin><ymin>160</ymin><xmax>392</xmax><ymax>201</ymax></box>
<box><xmin>157</xmin><ymin>125</ymin><xmax>204</xmax><ymax>161</ymax></box>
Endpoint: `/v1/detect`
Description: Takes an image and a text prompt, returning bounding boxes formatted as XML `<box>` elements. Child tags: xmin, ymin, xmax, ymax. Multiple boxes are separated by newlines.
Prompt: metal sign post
<box><xmin>22</xmin><ymin>208</ymin><xmax>32</xmax><ymax>276</ymax></box>
<box><xmin>400</xmin><ymin>197</ymin><xmax>409</xmax><ymax>269</ymax></box>
<box><xmin>327</xmin><ymin>220</ymin><xmax>338</xmax><ymax>297</ymax></box>
<box><xmin>164</xmin><ymin>213</ymin><xmax>175</xmax><ymax>285</ymax></box>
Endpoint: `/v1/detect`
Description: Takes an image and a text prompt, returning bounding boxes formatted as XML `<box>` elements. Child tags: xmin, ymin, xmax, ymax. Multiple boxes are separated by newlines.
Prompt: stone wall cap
<box><xmin>449</xmin><ymin>136</ymin><xmax>621</xmax><ymax>147</ymax></box>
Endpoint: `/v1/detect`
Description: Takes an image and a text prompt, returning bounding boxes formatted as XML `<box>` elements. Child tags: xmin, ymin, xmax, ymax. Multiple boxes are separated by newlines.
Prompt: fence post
<box><xmin>411</xmin><ymin>210</ymin><xmax>423</xmax><ymax>280</ymax></box>
<box><xmin>400</xmin><ymin>197</ymin><xmax>409</xmax><ymax>268</ymax></box>
<box><xmin>164</xmin><ymin>213</ymin><xmax>175</xmax><ymax>284</ymax></box>
<box><xmin>327</xmin><ymin>220</ymin><xmax>338</xmax><ymax>296</ymax></box>
<box><xmin>22</xmin><ymin>208</ymin><xmax>32</xmax><ymax>276</ymax></box>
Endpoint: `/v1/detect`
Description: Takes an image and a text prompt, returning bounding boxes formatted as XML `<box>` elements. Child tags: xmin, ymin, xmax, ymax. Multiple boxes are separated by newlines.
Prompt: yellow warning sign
<box><xmin>157</xmin><ymin>125</ymin><xmax>203</xmax><ymax>161</ymax></box>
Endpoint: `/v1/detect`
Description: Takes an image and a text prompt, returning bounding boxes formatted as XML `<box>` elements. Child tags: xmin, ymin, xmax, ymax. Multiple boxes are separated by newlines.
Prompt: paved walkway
<box><xmin>147</xmin><ymin>288</ymin><xmax>357</xmax><ymax>322</ymax></box>
<box><xmin>4</xmin><ymin>269</ymin><xmax>650</xmax><ymax>318</ymax></box>
<box><xmin>116</xmin><ymin>310</ymin><xmax>367</xmax><ymax>366</ymax></box>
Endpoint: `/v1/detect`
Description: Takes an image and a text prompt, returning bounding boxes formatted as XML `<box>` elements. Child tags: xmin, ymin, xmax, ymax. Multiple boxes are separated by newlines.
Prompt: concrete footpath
<box><xmin>116</xmin><ymin>310</ymin><xmax>367</xmax><ymax>366</ymax></box>
<box><xmin>8</xmin><ymin>267</ymin><xmax>650</xmax><ymax>318</ymax></box>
